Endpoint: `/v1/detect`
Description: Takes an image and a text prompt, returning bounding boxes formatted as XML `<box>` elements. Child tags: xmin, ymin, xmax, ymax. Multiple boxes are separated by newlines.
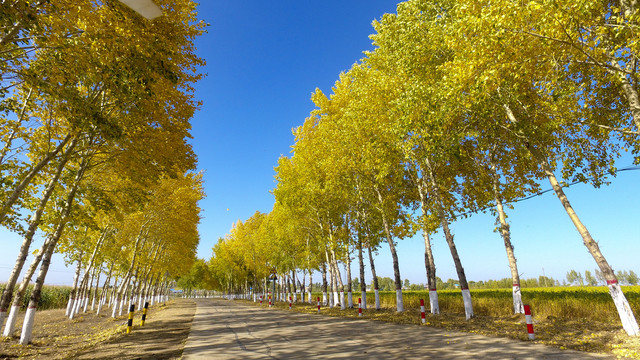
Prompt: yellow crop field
<box><xmin>312</xmin><ymin>286</ymin><xmax>640</xmax><ymax>321</ymax></box>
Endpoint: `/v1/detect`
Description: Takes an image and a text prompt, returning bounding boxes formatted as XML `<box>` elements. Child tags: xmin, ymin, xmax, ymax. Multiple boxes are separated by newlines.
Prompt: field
<box><xmin>0</xmin><ymin>284</ymin><xmax>71</xmax><ymax>311</ymax></box>
<box><xmin>307</xmin><ymin>286</ymin><xmax>640</xmax><ymax>321</ymax></box>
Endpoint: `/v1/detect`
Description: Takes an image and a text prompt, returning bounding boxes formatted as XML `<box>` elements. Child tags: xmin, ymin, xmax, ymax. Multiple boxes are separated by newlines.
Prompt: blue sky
<box><xmin>189</xmin><ymin>0</ymin><xmax>640</xmax><ymax>286</ymax></box>
<box><xmin>1</xmin><ymin>0</ymin><xmax>638</xmax><ymax>286</ymax></box>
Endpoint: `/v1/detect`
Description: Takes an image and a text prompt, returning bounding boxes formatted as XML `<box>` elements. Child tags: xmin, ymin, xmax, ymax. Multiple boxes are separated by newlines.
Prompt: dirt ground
<box><xmin>0</xmin><ymin>299</ymin><xmax>196</xmax><ymax>359</ymax></box>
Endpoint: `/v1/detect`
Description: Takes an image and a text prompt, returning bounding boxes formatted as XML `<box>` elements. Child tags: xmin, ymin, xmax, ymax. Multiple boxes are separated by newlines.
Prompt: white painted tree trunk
<box><xmin>111</xmin><ymin>298</ymin><xmax>120</xmax><ymax>318</ymax></box>
<box><xmin>396</xmin><ymin>289</ymin><xmax>404</xmax><ymax>312</ymax></box>
<box><xmin>347</xmin><ymin>291</ymin><xmax>353</xmax><ymax>309</ymax></box>
<box><xmin>119</xmin><ymin>296</ymin><xmax>126</xmax><ymax>316</ymax></box>
<box><xmin>462</xmin><ymin>289</ymin><xmax>474</xmax><ymax>320</ymax></box>
<box><xmin>374</xmin><ymin>289</ymin><xmax>380</xmax><ymax>310</ymax></box>
<box><xmin>97</xmin><ymin>299</ymin><xmax>103</xmax><ymax>316</ymax></box>
<box><xmin>19</xmin><ymin>307</ymin><xmax>36</xmax><ymax>345</ymax></box>
<box><xmin>66</xmin><ymin>294</ymin><xmax>75</xmax><ymax>316</ymax></box>
<box><xmin>429</xmin><ymin>289</ymin><xmax>440</xmax><ymax>315</ymax></box>
<box><xmin>361</xmin><ymin>291</ymin><xmax>367</xmax><ymax>310</ymax></box>
<box><xmin>322</xmin><ymin>292</ymin><xmax>327</xmax><ymax>306</ymax></box>
<box><xmin>512</xmin><ymin>285</ymin><xmax>524</xmax><ymax>314</ymax></box>
<box><xmin>69</xmin><ymin>297</ymin><xmax>78</xmax><ymax>319</ymax></box>
<box><xmin>2</xmin><ymin>304</ymin><xmax>20</xmax><ymax>336</ymax></box>
<box><xmin>610</xmin><ymin>282</ymin><xmax>640</xmax><ymax>336</ymax></box>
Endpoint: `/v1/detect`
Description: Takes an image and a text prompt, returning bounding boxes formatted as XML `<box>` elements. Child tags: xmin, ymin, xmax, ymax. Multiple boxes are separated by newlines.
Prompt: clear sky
<box><xmin>1</xmin><ymin>0</ymin><xmax>638</xmax><ymax>286</ymax></box>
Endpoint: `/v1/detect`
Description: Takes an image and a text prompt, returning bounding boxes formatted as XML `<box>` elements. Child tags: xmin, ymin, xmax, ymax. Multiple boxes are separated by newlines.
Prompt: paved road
<box><xmin>182</xmin><ymin>299</ymin><xmax>612</xmax><ymax>359</ymax></box>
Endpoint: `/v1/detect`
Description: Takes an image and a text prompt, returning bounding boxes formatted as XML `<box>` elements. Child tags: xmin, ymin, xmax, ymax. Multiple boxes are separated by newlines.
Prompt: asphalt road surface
<box><xmin>182</xmin><ymin>298</ymin><xmax>612</xmax><ymax>359</ymax></box>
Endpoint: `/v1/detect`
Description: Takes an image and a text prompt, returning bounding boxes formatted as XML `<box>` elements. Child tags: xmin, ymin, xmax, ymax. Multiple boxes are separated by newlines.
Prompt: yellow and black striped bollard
<box><xmin>126</xmin><ymin>304</ymin><xmax>135</xmax><ymax>334</ymax></box>
<box><xmin>141</xmin><ymin>302</ymin><xmax>149</xmax><ymax>326</ymax></box>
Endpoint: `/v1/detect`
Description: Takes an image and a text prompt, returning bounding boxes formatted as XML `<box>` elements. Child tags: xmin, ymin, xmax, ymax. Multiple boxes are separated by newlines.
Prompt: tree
<box><xmin>566</xmin><ymin>270</ymin><xmax>584</xmax><ymax>286</ymax></box>
<box><xmin>585</xmin><ymin>270</ymin><xmax>598</xmax><ymax>286</ymax></box>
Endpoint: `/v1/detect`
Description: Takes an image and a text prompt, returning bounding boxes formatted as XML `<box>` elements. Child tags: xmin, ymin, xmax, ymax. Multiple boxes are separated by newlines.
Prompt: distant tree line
<box><xmin>567</xmin><ymin>270</ymin><xmax>639</xmax><ymax>286</ymax></box>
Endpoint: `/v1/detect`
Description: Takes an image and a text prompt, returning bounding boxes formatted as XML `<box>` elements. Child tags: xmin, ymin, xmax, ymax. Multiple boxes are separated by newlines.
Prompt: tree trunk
<box><xmin>528</xmin><ymin>142</ymin><xmax>639</xmax><ymax>335</ymax></box>
<box><xmin>91</xmin><ymin>268</ymin><xmax>101</xmax><ymax>311</ymax></box>
<box><xmin>112</xmin><ymin>222</ymin><xmax>147</xmax><ymax>318</ymax></box>
<box><xmin>307</xmin><ymin>271</ymin><xmax>313</xmax><ymax>304</ymax></box>
<box><xmin>2</xmin><ymin>237</ymin><xmax>54</xmax><ymax>336</ymax></box>
<box><xmin>503</xmin><ymin>102</ymin><xmax>640</xmax><ymax>335</ymax></box>
<box><xmin>425</xmin><ymin>156</ymin><xmax>473</xmax><ymax>319</ymax></box>
<box><xmin>367</xmin><ymin>243</ymin><xmax>380</xmax><ymax>310</ymax></box>
<box><xmin>71</xmin><ymin>227</ymin><xmax>107</xmax><ymax>319</ymax></box>
<box><xmin>609</xmin><ymin>58</ymin><xmax>640</xmax><ymax>132</ymax></box>
<box><xmin>490</xmin><ymin>161</ymin><xmax>524</xmax><ymax>314</ymax></box>
<box><xmin>66</xmin><ymin>257</ymin><xmax>83</xmax><ymax>317</ymax></box>
<box><xmin>321</xmin><ymin>262</ymin><xmax>328</xmax><ymax>306</ymax></box>
<box><xmin>0</xmin><ymin>140</ymin><xmax>74</xmax><ymax>324</ymax></box>
<box><xmin>357</xmin><ymin>234</ymin><xmax>367</xmax><ymax>309</ymax></box>
<box><xmin>417</xmin><ymin>179</ymin><xmax>439</xmax><ymax>314</ymax></box>
<box><xmin>375</xmin><ymin>187</ymin><xmax>404</xmax><ymax>312</ymax></box>
<box><xmin>97</xmin><ymin>263</ymin><xmax>114</xmax><ymax>315</ymax></box>
<box><xmin>328</xmin><ymin>244</ymin><xmax>345</xmax><ymax>310</ymax></box>
<box><xmin>19</xmin><ymin>157</ymin><xmax>85</xmax><ymax>344</ymax></box>
<box><xmin>345</xmin><ymin>242</ymin><xmax>353</xmax><ymax>308</ymax></box>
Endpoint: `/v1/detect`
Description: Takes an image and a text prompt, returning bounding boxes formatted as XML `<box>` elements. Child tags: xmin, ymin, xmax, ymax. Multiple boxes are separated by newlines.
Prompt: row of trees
<box><xmin>0</xmin><ymin>0</ymin><xmax>205</xmax><ymax>344</ymax></box>
<box><xmin>567</xmin><ymin>269</ymin><xmax>640</xmax><ymax>286</ymax></box>
<box><xmin>206</xmin><ymin>0</ymin><xmax>640</xmax><ymax>336</ymax></box>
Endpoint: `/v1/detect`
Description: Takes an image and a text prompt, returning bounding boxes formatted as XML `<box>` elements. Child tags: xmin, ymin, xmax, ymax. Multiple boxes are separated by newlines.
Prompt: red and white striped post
<box><xmin>524</xmin><ymin>304</ymin><xmax>534</xmax><ymax>340</ymax></box>
<box><xmin>260</xmin><ymin>295</ymin><xmax>263</xmax><ymax>305</ymax></box>
<box><xmin>317</xmin><ymin>297</ymin><xmax>321</xmax><ymax>313</ymax></box>
<box><xmin>358</xmin><ymin>298</ymin><xmax>362</xmax><ymax>317</ymax></box>
<box><xmin>420</xmin><ymin>299</ymin><xmax>426</xmax><ymax>324</ymax></box>
<box><xmin>269</xmin><ymin>295</ymin><xmax>272</xmax><ymax>308</ymax></box>
<box><xmin>289</xmin><ymin>296</ymin><xmax>292</xmax><ymax>310</ymax></box>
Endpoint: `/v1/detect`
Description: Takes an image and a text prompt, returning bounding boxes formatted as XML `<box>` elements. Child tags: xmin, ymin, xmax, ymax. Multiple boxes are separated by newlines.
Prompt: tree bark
<box><xmin>2</xmin><ymin>237</ymin><xmax>54</xmax><ymax>336</ymax></box>
<box><xmin>19</xmin><ymin>157</ymin><xmax>86</xmax><ymax>344</ymax></box>
<box><xmin>417</xmin><ymin>178</ymin><xmax>440</xmax><ymax>314</ymax></box>
<box><xmin>307</xmin><ymin>271</ymin><xmax>313</xmax><ymax>304</ymax></box>
<box><xmin>112</xmin><ymin>221</ymin><xmax>147</xmax><ymax>318</ymax></box>
<box><xmin>321</xmin><ymin>262</ymin><xmax>328</xmax><ymax>306</ymax></box>
<box><xmin>609</xmin><ymin>57</ymin><xmax>640</xmax><ymax>132</ymax></box>
<box><xmin>375</xmin><ymin>187</ymin><xmax>404</xmax><ymax>312</ymax></box>
<box><xmin>367</xmin><ymin>241</ymin><xmax>380</xmax><ymax>310</ymax></box>
<box><xmin>529</xmin><ymin>142</ymin><xmax>639</xmax><ymax>335</ymax></box>
<box><xmin>0</xmin><ymin>139</ymin><xmax>74</xmax><ymax>324</ymax></box>
<box><xmin>425</xmin><ymin>156</ymin><xmax>473</xmax><ymax>319</ymax></box>
<box><xmin>357</xmin><ymin>233</ymin><xmax>367</xmax><ymax>309</ymax></box>
<box><xmin>490</xmin><ymin>161</ymin><xmax>524</xmax><ymax>314</ymax></box>
<box><xmin>345</xmin><ymin>242</ymin><xmax>353</xmax><ymax>308</ymax></box>
<box><xmin>71</xmin><ymin>226</ymin><xmax>107</xmax><ymax>319</ymax></box>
